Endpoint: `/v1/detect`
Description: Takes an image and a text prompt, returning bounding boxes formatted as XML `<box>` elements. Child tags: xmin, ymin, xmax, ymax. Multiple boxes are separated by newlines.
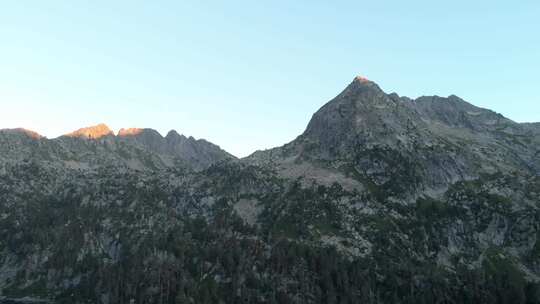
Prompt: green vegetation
<box><xmin>1</xmin><ymin>161</ymin><xmax>540</xmax><ymax>303</ymax></box>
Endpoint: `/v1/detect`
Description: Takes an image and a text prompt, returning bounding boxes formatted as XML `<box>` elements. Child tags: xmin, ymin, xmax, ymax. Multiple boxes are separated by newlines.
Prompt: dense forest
<box><xmin>1</xmin><ymin>160</ymin><xmax>540</xmax><ymax>303</ymax></box>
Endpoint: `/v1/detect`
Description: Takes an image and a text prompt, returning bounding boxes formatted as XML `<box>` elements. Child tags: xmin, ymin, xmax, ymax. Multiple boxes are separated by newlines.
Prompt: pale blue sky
<box><xmin>1</xmin><ymin>1</ymin><xmax>539</xmax><ymax>157</ymax></box>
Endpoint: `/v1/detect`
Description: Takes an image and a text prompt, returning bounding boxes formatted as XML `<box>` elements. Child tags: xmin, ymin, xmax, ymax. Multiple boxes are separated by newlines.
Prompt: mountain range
<box><xmin>0</xmin><ymin>124</ymin><xmax>233</xmax><ymax>172</ymax></box>
<box><xmin>1</xmin><ymin>77</ymin><xmax>539</xmax><ymax>304</ymax></box>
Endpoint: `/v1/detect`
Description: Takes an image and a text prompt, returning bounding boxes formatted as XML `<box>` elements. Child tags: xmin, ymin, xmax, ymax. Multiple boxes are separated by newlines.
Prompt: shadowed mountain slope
<box><xmin>248</xmin><ymin>77</ymin><xmax>539</xmax><ymax>196</ymax></box>
<box><xmin>1</xmin><ymin>77</ymin><xmax>539</xmax><ymax>304</ymax></box>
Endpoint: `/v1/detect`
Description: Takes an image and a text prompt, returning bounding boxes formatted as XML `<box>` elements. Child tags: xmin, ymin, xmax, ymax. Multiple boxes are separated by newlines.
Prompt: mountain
<box><xmin>117</xmin><ymin>128</ymin><xmax>235</xmax><ymax>171</ymax></box>
<box><xmin>1</xmin><ymin>78</ymin><xmax>539</xmax><ymax>304</ymax></box>
<box><xmin>66</xmin><ymin>123</ymin><xmax>115</xmax><ymax>139</ymax></box>
<box><xmin>0</xmin><ymin>124</ymin><xmax>234</xmax><ymax>171</ymax></box>
<box><xmin>524</xmin><ymin>122</ymin><xmax>540</xmax><ymax>135</ymax></box>
<box><xmin>249</xmin><ymin>76</ymin><xmax>539</xmax><ymax>195</ymax></box>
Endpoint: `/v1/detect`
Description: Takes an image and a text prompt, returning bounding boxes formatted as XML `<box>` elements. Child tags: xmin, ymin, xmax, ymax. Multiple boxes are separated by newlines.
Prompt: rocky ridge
<box><xmin>0</xmin><ymin>125</ymin><xmax>234</xmax><ymax>171</ymax></box>
<box><xmin>0</xmin><ymin>77</ymin><xmax>539</xmax><ymax>304</ymax></box>
<box><xmin>249</xmin><ymin>77</ymin><xmax>539</xmax><ymax>195</ymax></box>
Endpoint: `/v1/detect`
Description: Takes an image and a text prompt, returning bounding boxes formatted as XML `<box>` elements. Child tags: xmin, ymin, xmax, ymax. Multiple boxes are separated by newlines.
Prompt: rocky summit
<box><xmin>1</xmin><ymin>77</ymin><xmax>539</xmax><ymax>304</ymax></box>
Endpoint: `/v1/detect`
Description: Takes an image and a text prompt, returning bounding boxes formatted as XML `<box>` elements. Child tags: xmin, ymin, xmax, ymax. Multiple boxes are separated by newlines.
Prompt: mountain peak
<box><xmin>342</xmin><ymin>75</ymin><xmax>383</xmax><ymax>95</ymax></box>
<box><xmin>66</xmin><ymin>123</ymin><xmax>113</xmax><ymax>139</ymax></box>
<box><xmin>0</xmin><ymin>128</ymin><xmax>43</xmax><ymax>139</ymax></box>
<box><xmin>118</xmin><ymin>128</ymin><xmax>143</xmax><ymax>136</ymax></box>
<box><xmin>354</xmin><ymin>75</ymin><xmax>371</xmax><ymax>83</ymax></box>
<box><xmin>351</xmin><ymin>75</ymin><xmax>379</xmax><ymax>86</ymax></box>
<box><xmin>165</xmin><ymin>130</ymin><xmax>185</xmax><ymax>139</ymax></box>
<box><xmin>117</xmin><ymin>128</ymin><xmax>153</xmax><ymax>137</ymax></box>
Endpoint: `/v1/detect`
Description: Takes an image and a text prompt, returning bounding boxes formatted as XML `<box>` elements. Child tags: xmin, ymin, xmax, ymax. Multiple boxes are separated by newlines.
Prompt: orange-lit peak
<box><xmin>354</xmin><ymin>75</ymin><xmax>370</xmax><ymax>83</ymax></box>
<box><xmin>118</xmin><ymin>128</ymin><xmax>144</xmax><ymax>137</ymax></box>
<box><xmin>66</xmin><ymin>123</ymin><xmax>113</xmax><ymax>139</ymax></box>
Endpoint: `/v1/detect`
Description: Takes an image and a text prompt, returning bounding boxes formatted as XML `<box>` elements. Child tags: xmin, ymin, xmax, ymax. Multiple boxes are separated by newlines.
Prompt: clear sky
<box><xmin>1</xmin><ymin>1</ymin><xmax>539</xmax><ymax>157</ymax></box>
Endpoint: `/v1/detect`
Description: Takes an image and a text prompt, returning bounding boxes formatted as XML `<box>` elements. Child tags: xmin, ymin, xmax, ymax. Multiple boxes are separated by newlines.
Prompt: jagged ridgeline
<box><xmin>1</xmin><ymin>77</ymin><xmax>539</xmax><ymax>304</ymax></box>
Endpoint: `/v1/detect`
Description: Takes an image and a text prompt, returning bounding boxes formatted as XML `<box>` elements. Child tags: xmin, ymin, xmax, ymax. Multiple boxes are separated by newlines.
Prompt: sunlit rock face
<box><xmin>66</xmin><ymin>123</ymin><xmax>114</xmax><ymax>139</ymax></box>
<box><xmin>117</xmin><ymin>128</ymin><xmax>144</xmax><ymax>136</ymax></box>
<box><xmin>117</xmin><ymin>127</ymin><xmax>167</xmax><ymax>153</ymax></box>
